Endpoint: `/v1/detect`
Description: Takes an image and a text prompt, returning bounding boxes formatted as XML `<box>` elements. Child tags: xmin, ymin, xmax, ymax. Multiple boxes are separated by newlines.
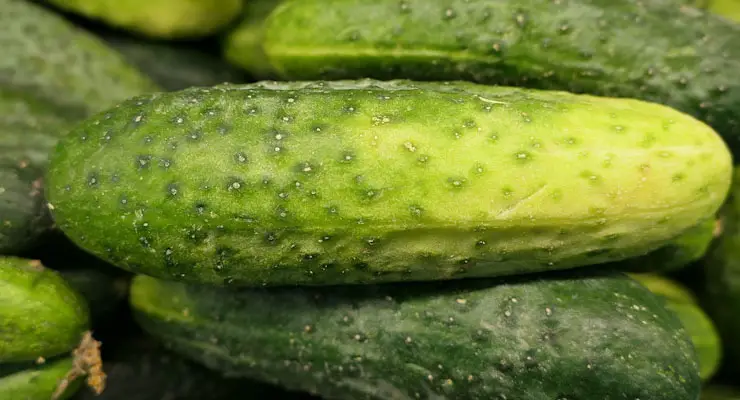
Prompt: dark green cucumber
<box><xmin>0</xmin><ymin>0</ymin><xmax>158</xmax><ymax>254</ymax></box>
<box><xmin>701</xmin><ymin>167</ymin><xmax>740</xmax><ymax>372</ymax></box>
<box><xmin>0</xmin><ymin>357</ymin><xmax>83</xmax><ymax>400</ymax></box>
<box><xmin>620</xmin><ymin>217</ymin><xmax>718</xmax><ymax>273</ymax></box>
<box><xmin>261</xmin><ymin>0</ymin><xmax>740</xmax><ymax>157</ymax></box>
<box><xmin>42</xmin><ymin>0</ymin><xmax>243</xmax><ymax>39</ymax></box>
<box><xmin>100</xmin><ymin>33</ymin><xmax>248</xmax><ymax>91</ymax></box>
<box><xmin>629</xmin><ymin>273</ymin><xmax>722</xmax><ymax>382</ymax></box>
<box><xmin>222</xmin><ymin>0</ymin><xmax>283</xmax><ymax>80</ymax></box>
<box><xmin>46</xmin><ymin>80</ymin><xmax>733</xmax><ymax>287</ymax></box>
<box><xmin>130</xmin><ymin>270</ymin><xmax>701</xmax><ymax>400</ymax></box>
<box><xmin>70</xmin><ymin>336</ymin><xmax>315</xmax><ymax>400</ymax></box>
<box><xmin>0</xmin><ymin>257</ymin><xmax>90</xmax><ymax>363</ymax></box>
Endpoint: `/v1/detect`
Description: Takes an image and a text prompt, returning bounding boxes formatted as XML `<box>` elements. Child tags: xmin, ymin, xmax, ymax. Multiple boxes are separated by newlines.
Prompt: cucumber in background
<box><xmin>708</xmin><ymin>0</ymin><xmax>740</xmax><ymax>22</ymax></box>
<box><xmin>260</xmin><ymin>0</ymin><xmax>740</xmax><ymax>158</ymax></box>
<box><xmin>100</xmin><ymin>33</ymin><xmax>249</xmax><ymax>91</ymax></box>
<box><xmin>41</xmin><ymin>0</ymin><xmax>244</xmax><ymax>39</ymax></box>
<box><xmin>629</xmin><ymin>273</ymin><xmax>722</xmax><ymax>382</ymax></box>
<box><xmin>223</xmin><ymin>0</ymin><xmax>282</xmax><ymax>80</ymax></box>
<box><xmin>701</xmin><ymin>167</ymin><xmax>740</xmax><ymax>374</ymax></box>
<box><xmin>45</xmin><ymin>80</ymin><xmax>732</xmax><ymax>287</ymax></box>
<box><xmin>130</xmin><ymin>270</ymin><xmax>701</xmax><ymax>400</ymax></box>
<box><xmin>0</xmin><ymin>357</ymin><xmax>83</xmax><ymax>400</ymax></box>
<box><xmin>0</xmin><ymin>0</ymin><xmax>158</xmax><ymax>255</ymax></box>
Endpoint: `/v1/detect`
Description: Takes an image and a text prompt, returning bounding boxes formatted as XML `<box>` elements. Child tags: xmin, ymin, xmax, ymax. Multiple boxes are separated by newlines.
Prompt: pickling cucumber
<box><xmin>45</xmin><ymin>80</ymin><xmax>733</xmax><ymax>287</ymax></box>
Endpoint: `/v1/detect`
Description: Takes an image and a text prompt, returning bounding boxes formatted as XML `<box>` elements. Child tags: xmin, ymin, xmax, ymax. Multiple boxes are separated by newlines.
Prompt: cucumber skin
<box><xmin>629</xmin><ymin>273</ymin><xmax>722</xmax><ymax>382</ymax></box>
<box><xmin>0</xmin><ymin>0</ymin><xmax>158</xmax><ymax>254</ymax></box>
<box><xmin>43</xmin><ymin>0</ymin><xmax>243</xmax><ymax>39</ymax></box>
<box><xmin>621</xmin><ymin>217</ymin><xmax>717</xmax><ymax>273</ymax></box>
<box><xmin>45</xmin><ymin>79</ymin><xmax>733</xmax><ymax>287</ymax></box>
<box><xmin>262</xmin><ymin>0</ymin><xmax>740</xmax><ymax>157</ymax></box>
<box><xmin>0</xmin><ymin>357</ymin><xmax>83</xmax><ymax>400</ymax></box>
<box><xmin>223</xmin><ymin>0</ymin><xmax>283</xmax><ymax>80</ymax></box>
<box><xmin>130</xmin><ymin>270</ymin><xmax>701</xmax><ymax>400</ymax></box>
<box><xmin>701</xmin><ymin>167</ymin><xmax>740</xmax><ymax>371</ymax></box>
<box><xmin>0</xmin><ymin>257</ymin><xmax>90</xmax><ymax>363</ymax></box>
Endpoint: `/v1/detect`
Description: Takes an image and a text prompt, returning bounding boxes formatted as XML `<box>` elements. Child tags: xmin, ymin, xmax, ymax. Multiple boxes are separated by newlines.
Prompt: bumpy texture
<box><xmin>0</xmin><ymin>357</ymin><xmax>82</xmax><ymax>400</ymax></box>
<box><xmin>702</xmin><ymin>167</ymin><xmax>740</xmax><ymax>371</ymax></box>
<box><xmin>223</xmin><ymin>0</ymin><xmax>283</xmax><ymax>80</ymax></box>
<box><xmin>0</xmin><ymin>257</ymin><xmax>89</xmax><ymax>363</ymax></box>
<box><xmin>629</xmin><ymin>273</ymin><xmax>722</xmax><ymax>381</ymax></box>
<box><xmin>130</xmin><ymin>270</ymin><xmax>701</xmax><ymax>400</ymax></box>
<box><xmin>101</xmin><ymin>33</ymin><xmax>248</xmax><ymax>91</ymax></box>
<box><xmin>262</xmin><ymin>0</ymin><xmax>740</xmax><ymax>156</ymax></box>
<box><xmin>44</xmin><ymin>0</ymin><xmax>243</xmax><ymax>39</ymax></box>
<box><xmin>0</xmin><ymin>0</ymin><xmax>158</xmax><ymax>254</ymax></box>
<box><xmin>46</xmin><ymin>80</ymin><xmax>733</xmax><ymax>287</ymax></box>
<box><xmin>619</xmin><ymin>217</ymin><xmax>718</xmax><ymax>273</ymax></box>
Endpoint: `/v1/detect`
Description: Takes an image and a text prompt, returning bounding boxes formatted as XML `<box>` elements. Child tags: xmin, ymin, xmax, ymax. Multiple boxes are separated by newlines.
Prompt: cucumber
<box><xmin>42</xmin><ymin>0</ymin><xmax>243</xmax><ymax>39</ymax></box>
<box><xmin>708</xmin><ymin>0</ymin><xmax>740</xmax><ymax>22</ymax></box>
<box><xmin>0</xmin><ymin>357</ymin><xmax>83</xmax><ymax>400</ymax></box>
<box><xmin>0</xmin><ymin>257</ymin><xmax>89</xmax><ymax>363</ymax></box>
<box><xmin>620</xmin><ymin>217</ymin><xmax>718</xmax><ymax>273</ymax></box>
<box><xmin>261</xmin><ymin>0</ymin><xmax>740</xmax><ymax>157</ymax></box>
<box><xmin>701</xmin><ymin>167</ymin><xmax>740</xmax><ymax>371</ymax></box>
<box><xmin>46</xmin><ymin>80</ymin><xmax>733</xmax><ymax>287</ymax></box>
<box><xmin>70</xmin><ymin>337</ymin><xmax>315</xmax><ymax>400</ymax></box>
<box><xmin>629</xmin><ymin>273</ymin><xmax>722</xmax><ymax>382</ymax></box>
<box><xmin>0</xmin><ymin>0</ymin><xmax>158</xmax><ymax>254</ymax></box>
<box><xmin>100</xmin><ymin>33</ymin><xmax>248</xmax><ymax>91</ymax></box>
<box><xmin>223</xmin><ymin>0</ymin><xmax>283</xmax><ymax>80</ymax></box>
<box><xmin>130</xmin><ymin>270</ymin><xmax>701</xmax><ymax>400</ymax></box>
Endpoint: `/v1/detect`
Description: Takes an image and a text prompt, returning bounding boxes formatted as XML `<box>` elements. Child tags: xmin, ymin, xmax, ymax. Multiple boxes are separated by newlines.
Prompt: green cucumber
<box><xmin>701</xmin><ymin>167</ymin><xmax>740</xmax><ymax>371</ymax></box>
<box><xmin>223</xmin><ymin>0</ymin><xmax>283</xmax><ymax>80</ymax></box>
<box><xmin>620</xmin><ymin>217</ymin><xmax>718</xmax><ymax>273</ymax></box>
<box><xmin>42</xmin><ymin>0</ymin><xmax>243</xmax><ymax>39</ymax></box>
<box><xmin>46</xmin><ymin>80</ymin><xmax>733</xmax><ymax>287</ymax></box>
<box><xmin>0</xmin><ymin>257</ymin><xmax>89</xmax><ymax>363</ymax></box>
<box><xmin>709</xmin><ymin>0</ymin><xmax>740</xmax><ymax>22</ymax></box>
<box><xmin>100</xmin><ymin>33</ymin><xmax>248</xmax><ymax>91</ymax></box>
<box><xmin>629</xmin><ymin>273</ymin><xmax>722</xmax><ymax>382</ymax></box>
<box><xmin>0</xmin><ymin>357</ymin><xmax>83</xmax><ymax>400</ymax></box>
<box><xmin>0</xmin><ymin>0</ymin><xmax>158</xmax><ymax>254</ymax></box>
<box><xmin>130</xmin><ymin>270</ymin><xmax>701</xmax><ymax>400</ymax></box>
<box><xmin>261</xmin><ymin>0</ymin><xmax>740</xmax><ymax>157</ymax></box>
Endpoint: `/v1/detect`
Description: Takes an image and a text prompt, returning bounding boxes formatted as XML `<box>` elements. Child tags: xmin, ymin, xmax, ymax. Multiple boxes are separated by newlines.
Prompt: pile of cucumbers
<box><xmin>2</xmin><ymin>0</ymin><xmax>740</xmax><ymax>399</ymax></box>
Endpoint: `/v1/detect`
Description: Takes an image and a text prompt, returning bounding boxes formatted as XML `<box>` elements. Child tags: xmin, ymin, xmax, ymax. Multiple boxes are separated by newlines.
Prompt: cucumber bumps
<box><xmin>129</xmin><ymin>270</ymin><xmax>702</xmax><ymax>400</ymax></box>
<box><xmin>46</xmin><ymin>80</ymin><xmax>733</xmax><ymax>287</ymax></box>
<box><xmin>261</xmin><ymin>0</ymin><xmax>740</xmax><ymax>157</ymax></box>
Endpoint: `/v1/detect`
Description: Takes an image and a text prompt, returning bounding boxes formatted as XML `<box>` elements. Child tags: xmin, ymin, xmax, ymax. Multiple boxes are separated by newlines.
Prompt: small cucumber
<box><xmin>629</xmin><ymin>273</ymin><xmax>722</xmax><ymax>382</ymax></box>
<box><xmin>261</xmin><ymin>0</ymin><xmax>740</xmax><ymax>157</ymax></box>
<box><xmin>0</xmin><ymin>257</ymin><xmax>89</xmax><ymax>363</ymax></box>
<box><xmin>42</xmin><ymin>0</ymin><xmax>243</xmax><ymax>39</ymax></box>
<box><xmin>46</xmin><ymin>80</ymin><xmax>733</xmax><ymax>287</ymax></box>
<box><xmin>0</xmin><ymin>357</ymin><xmax>83</xmax><ymax>400</ymax></box>
<box><xmin>130</xmin><ymin>270</ymin><xmax>701</xmax><ymax>400</ymax></box>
